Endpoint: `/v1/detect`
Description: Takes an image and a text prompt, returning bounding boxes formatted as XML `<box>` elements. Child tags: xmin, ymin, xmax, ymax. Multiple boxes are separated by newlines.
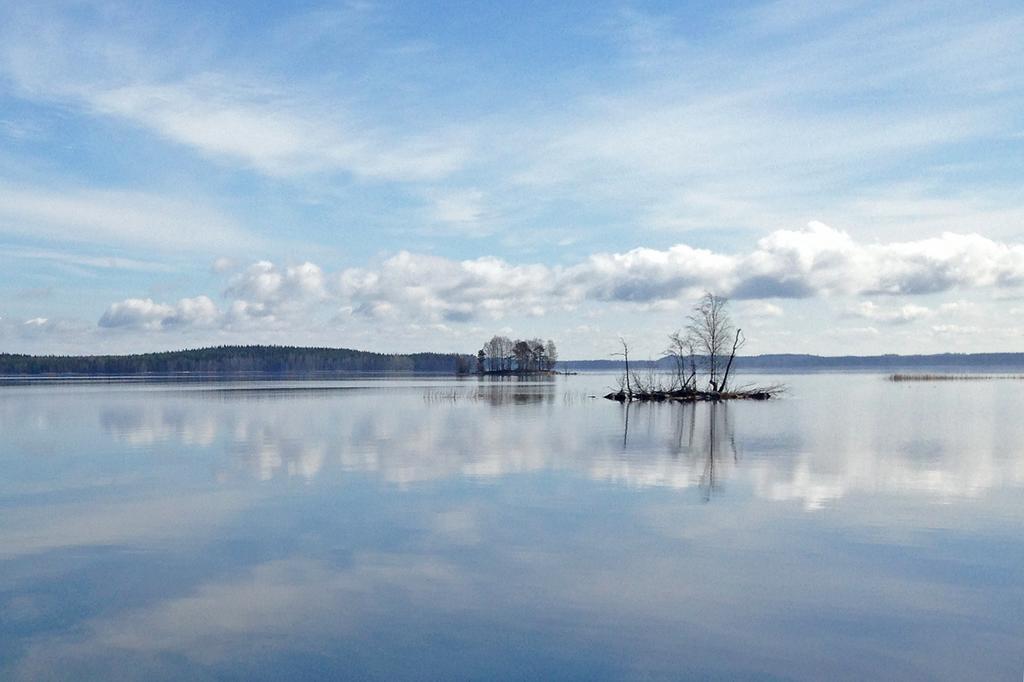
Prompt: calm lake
<box><xmin>1</xmin><ymin>373</ymin><xmax>1022</xmax><ymax>680</ymax></box>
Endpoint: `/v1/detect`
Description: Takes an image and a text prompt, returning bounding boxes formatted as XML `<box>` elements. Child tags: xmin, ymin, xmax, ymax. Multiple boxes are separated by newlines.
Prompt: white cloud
<box><xmin>211</xmin><ymin>257</ymin><xmax>235</xmax><ymax>274</ymax></box>
<box><xmin>94</xmin><ymin>223</ymin><xmax>1024</xmax><ymax>335</ymax></box>
<box><xmin>847</xmin><ymin>301</ymin><xmax>932</xmax><ymax>325</ymax></box>
<box><xmin>566</xmin><ymin>243</ymin><xmax>735</xmax><ymax>302</ymax></box>
<box><xmin>86</xmin><ymin>77</ymin><xmax>467</xmax><ymax>181</ymax></box>
<box><xmin>0</xmin><ymin>246</ymin><xmax>175</xmax><ymax>273</ymax></box>
<box><xmin>336</xmin><ymin>251</ymin><xmax>554</xmax><ymax>324</ymax></box>
<box><xmin>2</xmin><ymin>0</ymin><xmax>1021</xmax><ymax>264</ymax></box>
<box><xmin>931</xmin><ymin>324</ymin><xmax>982</xmax><ymax>336</ymax></box>
<box><xmin>0</xmin><ymin>7</ymin><xmax>468</xmax><ymax>184</ymax></box>
<box><xmin>99</xmin><ymin>296</ymin><xmax>219</xmax><ymax>331</ymax></box>
<box><xmin>97</xmin><ymin>262</ymin><xmax>331</xmax><ymax>335</ymax></box>
<box><xmin>567</xmin><ymin>223</ymin><xmax>1024</xmax><ymax>304</ymax></box>
<box><xmin>426</xmin><ymin>188</ymin><xmax>491</xmax><ymax>235</ymax></box>
<box><xmin>2</xmin><ymin>316</ymin><xmax>92</xmax><ymax>346</ymax></box>
<box><xmin>740</xmin><ymin>301</ymin><xmax>784</xmax><ymax>318</ymax></box>
<box><xmin>224</xmin><ymin>261</ymin><xmax>327</xmax><ymax>322</ymax></box>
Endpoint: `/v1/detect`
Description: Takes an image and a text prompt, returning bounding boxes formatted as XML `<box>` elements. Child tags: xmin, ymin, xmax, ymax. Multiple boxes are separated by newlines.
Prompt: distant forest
<box><xmin>0</xmin><ymin>345</ymin><xmax>474</xmax><ymax>375</ymax></box>
<box><xmin>4</xmin><ymin>345</ymin><xmax>1024</xmax><ymax>377</ymax></box>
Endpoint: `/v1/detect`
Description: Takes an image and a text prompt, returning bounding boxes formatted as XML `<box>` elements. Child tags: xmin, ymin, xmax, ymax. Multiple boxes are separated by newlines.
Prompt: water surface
<box><xmin>2</xmin><ymin>374</ymin><xmax>1022</xmax><ymax>680</ymax></box>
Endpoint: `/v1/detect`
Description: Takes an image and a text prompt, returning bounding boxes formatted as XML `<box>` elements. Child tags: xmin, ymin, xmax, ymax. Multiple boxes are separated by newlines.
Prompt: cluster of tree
<box><xmin>476</xmin><ymin>336</ymin><xmax>558</xmax><ymax>373</ymax></box>
<box><xmin>666</xmin><ymin>291</ymin><xmax>745</xmax><ymax>393</ymax></box>
<box><xmin>610</xmin><ymin>292</ymin><xmax>774</xmax><ymax>401</ymax></box>
<box><xmin>0</xmin><ymin>345</ymin><xmax>475</xmax><ymax>376</ymax></box>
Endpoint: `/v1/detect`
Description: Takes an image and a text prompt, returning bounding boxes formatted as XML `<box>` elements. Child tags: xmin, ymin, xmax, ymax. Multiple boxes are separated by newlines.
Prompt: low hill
<box><xmin>0</xmin><ymin>345</ymin><xmax>473</xmax><ymax>375</ymax></box>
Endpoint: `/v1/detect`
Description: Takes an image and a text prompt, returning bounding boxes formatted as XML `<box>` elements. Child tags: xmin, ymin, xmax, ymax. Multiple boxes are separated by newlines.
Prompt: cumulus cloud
<box><xmin>99</xmin><ymin>296</ymin><xmax>219</xmax><ymax>330</ymax></box>
<box><xmin>741</xmin><ymin>223</ymin><xmax>1024</xmax><ymax>299</ymax></box>
<box><xmin>224</xmin><ymin>261</ymin><xmax>327</xmax><ymax>322</ymax></box>
<box><xmin>566</xmin><ymin>244</ymin><xmax>734</xmax><ymax>302</ymax></box>
<box><xmin>96</xmin><ymin>224</ymin><xmax>1024</xmax><ymax>333</ymax></box>
<box><xmin>568</xmin><ymin>222</ymin><xmax>1024</xmax><ymax>304</ymax></box>
<box><xmin>336</xmin><ymin>252</ymin><xmax>553</xmax><ymax>323</ymax></box>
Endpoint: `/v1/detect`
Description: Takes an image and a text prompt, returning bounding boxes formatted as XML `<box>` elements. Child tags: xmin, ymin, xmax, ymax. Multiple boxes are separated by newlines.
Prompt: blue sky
<box><xmin>1</xmin><ymin>0</ymin><xmax>1023</xmax><ymax>358</ymax></box>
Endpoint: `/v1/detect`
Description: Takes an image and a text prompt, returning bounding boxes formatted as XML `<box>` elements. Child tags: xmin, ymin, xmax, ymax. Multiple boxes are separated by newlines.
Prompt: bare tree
<box><xmin>483</xmin><ymin>336</ymin><xmax>500</xmax><ymax>371</ymax></box>
<box><xmin>666</xmin><ymin>330</ymin><xmax>698</xmax><ymax>391</ymax></box>
<box><xmin>666</xmin><ymin>331</ymin><xmax>686</xmax><ymax>389</ymax></box>
<box><xmin>719</xmin><ymin>328</ymin><xmax>745</xmax><ymax>393</ymax></box>
<box><xmin>612</xmin><ymin>337</ymin><xmax>634</xmax><ymax>398</ymax></box>
<box><xmin>686</xmin><ymin>292</ymin><xmax>734</xmax><ymax>392</ymax></box>
<box><xmin>501</xmin><ymin>336</ymin><xmax>516</xmax><ymax>371</ymax></box>
<box><xmin>482</xmin><ymin>335</ymin><xmax>514</xmax><ymax>372</ymax></box>
<box><xmin>529</xmin><ymin>338</ymin><xmax>546</xmax><ymax>371</ymax></box>
<box><xmin>494</xmin><ymin>335</ymin><xmax>513</xmax><ymax>371</ymax></box>
<box><xmin>544</xmin><ymin>339</ymin><xmax>558</xmax><ymax>371</ymax></box>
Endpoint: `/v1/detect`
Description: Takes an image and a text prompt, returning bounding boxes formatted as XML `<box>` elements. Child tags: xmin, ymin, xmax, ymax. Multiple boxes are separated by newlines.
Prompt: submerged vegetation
<box><xmin>606</xmin><ymin>292</ymin><xmax>782</xmax><ymax>402</ymax></box>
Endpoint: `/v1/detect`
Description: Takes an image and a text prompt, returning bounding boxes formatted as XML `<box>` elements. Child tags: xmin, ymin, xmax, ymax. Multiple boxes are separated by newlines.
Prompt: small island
<box><xmin>472</xmin><ymin>336</ymin><xmax>559</xmax><ymax>375</ymax></box>
<box><xmin>605</xmin><ymin>292</ymin><xmax>781</xmax><ymax>402</ymax></box>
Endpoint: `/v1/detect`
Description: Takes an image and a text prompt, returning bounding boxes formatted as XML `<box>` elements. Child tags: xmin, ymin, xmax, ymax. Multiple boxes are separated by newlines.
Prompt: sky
<box><xmin>1</xmin><ymin>0</ymin><xmax>1023</xmax><ymax>359</ymax></box>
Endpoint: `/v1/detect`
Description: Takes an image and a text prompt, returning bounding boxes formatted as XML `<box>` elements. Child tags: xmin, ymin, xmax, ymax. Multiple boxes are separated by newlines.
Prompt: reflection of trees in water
<box><xmin>478</xmin><ymin>381</ymin><xmax>556</xmax><ymax>406</ymax></box>
<box><xmin>620</xmin><ymin>401</ymin><xmax>739</xmax><ymax>501</ymax></box>
<box><xmin>695</xmin><ymin>403</ymin><xmax>739</xmax><ymax>502</ymax></box>
<box><xmin>475</xmin><ymin>375</ymin><xmax>557</xmax><ymax>407</ymax></box>
<box><xmin>622</xmin><ymin>402</ymin><xmax>631</xmax><ymax>448</ymax></box>
<box><xmin>424</xmin><ymin>378</ymin><xmax>558</xmax><ymax>406</ymax></box>
<box><xmin>86</xmin><ymin>381</ymin><xmax>1024</xmax><ymax>502</ymax></box>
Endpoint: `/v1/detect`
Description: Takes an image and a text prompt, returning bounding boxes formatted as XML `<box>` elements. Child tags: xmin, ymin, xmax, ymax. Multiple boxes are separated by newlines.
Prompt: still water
<box><xmin>1</xmin><ymin>373</ymin><xmax>1022</xmax><ymax>680</ymax></box>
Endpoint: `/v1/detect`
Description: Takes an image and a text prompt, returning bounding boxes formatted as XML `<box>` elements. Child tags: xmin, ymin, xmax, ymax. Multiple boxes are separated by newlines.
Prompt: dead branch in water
<box><xmin>604</xmin><ymin>383</ymin><xmax>783</xmax><ymax>402</ymax></box>
<box><xmin>608</xmin><ymin>294</ymin><xmax>780</xmax><ymax>403</ymax></box>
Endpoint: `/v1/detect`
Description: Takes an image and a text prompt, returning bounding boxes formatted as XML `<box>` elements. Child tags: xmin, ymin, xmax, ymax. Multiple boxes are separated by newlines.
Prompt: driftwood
<box><xmin>604</xmin><ymin>386</ymin><xmax>778</xmax><ymax>402</ymax></box>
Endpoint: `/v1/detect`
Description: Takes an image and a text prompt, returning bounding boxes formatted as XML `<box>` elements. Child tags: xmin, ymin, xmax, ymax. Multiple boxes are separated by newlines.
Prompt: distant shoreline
<box><xmin>562</xmin><ymin>352</ymin><xmax>1024</xmax><ymax>373</ymax></box>
<box><xmin>0</xmin><ymin>345</ymin><xmax>472</xmax><ymax>376</ymax></box>
<box><xmin>2</xmin><ymin>345</ymin><xmax>1024</xmax><ymax>376</ymax></box>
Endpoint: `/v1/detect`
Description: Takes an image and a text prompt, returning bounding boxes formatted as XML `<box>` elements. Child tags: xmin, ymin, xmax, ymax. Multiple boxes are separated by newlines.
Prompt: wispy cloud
<box><xmin>86</xmin><ymin>76</ymin><xmax>468</xmax><ymax>180</ymax></box>
<box><xmin>0</xmin><ymin>246</ymin><xmax>176</xmax><ymax>272</ymax></box>
<box><xmin>0</xmin><ymin>6</ymin><xmax>470</xmax><ymax>183</ymax></box>
<box><xmin>0</xmin><ymin>183</ymin><xmax>251</xmax><ymax>253</ymax></box>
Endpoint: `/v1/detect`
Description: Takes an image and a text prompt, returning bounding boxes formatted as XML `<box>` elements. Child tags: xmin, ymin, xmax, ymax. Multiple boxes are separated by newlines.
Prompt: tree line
<box><xmin>476</xmin><ymin>336</ymin><xmax>558</xmax><ymax>373</ymax></box>
<box><xmin>0</xmin><ymin>345</ymin><xmax>474</xmax><ymax>376</ymax></box>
